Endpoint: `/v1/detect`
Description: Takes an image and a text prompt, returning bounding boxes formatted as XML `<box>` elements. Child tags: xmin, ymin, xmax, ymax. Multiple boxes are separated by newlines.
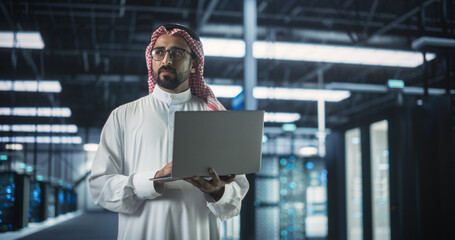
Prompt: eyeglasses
<box><xmin>151</xmin><ymin>47</ymin><xmax>192</xmax><ymax>61</ymax></box>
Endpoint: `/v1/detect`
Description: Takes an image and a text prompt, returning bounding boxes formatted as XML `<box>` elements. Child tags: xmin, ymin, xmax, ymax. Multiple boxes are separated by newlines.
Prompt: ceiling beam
<box><xmin>297</xmin><ymin>0</ymin><xmax>438</xmax><ymax>84</ymax></box>
<box><xmin>196</xmin><ymin>0</ymin><xmax>219</xmax><ymax>32</ymax></box>
<box><xmin>362</xmin><ymin>0</ymin><xmax>380</xmax><ymax>37</ymax></box>
<box><xmin>0</xmin><ymin>1</ymin><xmax>41</xmax><ymax>78</ymax></box>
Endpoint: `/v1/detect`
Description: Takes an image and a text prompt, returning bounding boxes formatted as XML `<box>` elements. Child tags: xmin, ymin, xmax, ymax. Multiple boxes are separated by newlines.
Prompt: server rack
<box><xmin>29</xmin><ymin>181</ymin><xmax>48</xmax><ymax>223</ymax></box>
<box><xmin>68</xmin><ymin>189</ymin><xmax>77</xmax><ymax>212</ymax></box>
<box><xmin>55</xmin><ymin>187</ymin><xmax>67</xmax><ymax>216</ymax></box>
<box><xmin>46</xmin><ymin>184</ymin><xmax>56</xmax><ymax>218</ymax></box>
<box><xmin>0</xmin><ymin>171</ymin><xmax>30</xmax><ymax>232</ymax></box>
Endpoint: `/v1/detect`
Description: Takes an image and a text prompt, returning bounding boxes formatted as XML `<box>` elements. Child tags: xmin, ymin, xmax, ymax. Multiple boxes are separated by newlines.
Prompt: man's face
<box><xmin>152</xmin><ymin>34</ymin><xmax>195</xmax><ymax>93</ymax></box>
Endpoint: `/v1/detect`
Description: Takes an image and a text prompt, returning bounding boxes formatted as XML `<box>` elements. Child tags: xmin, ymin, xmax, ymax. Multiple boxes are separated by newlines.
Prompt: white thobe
<box><xmin>89</xmin><ymin>87</ymin><xmax>249</xmax><ymax>240</ymax></box>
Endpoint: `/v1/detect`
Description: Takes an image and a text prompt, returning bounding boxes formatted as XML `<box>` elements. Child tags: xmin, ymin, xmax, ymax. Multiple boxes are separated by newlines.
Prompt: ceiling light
<box><xmin>208</xmin><ymin>84</ymin><xmax>243</xmax><ymax>98</ymax></box>
<box><xmin>26</xmin><ymin>166</ymin><xmax>33</xmax><ymax>172</ymax></box>
<box><xmin>326</xmin><ymin>82</ymin><xmax>455</xmax><ymax>95</ymax></box>
<box><xmin>412</xmin><ymin>36</ymin><xmax>455</xmax><ymax>50</ymax></box>
<box><xmin>0</xmin><ymin>136</ymin><xmax>82</xmax><ymax>144</ymax></box>
<box><xmin>387</xmin><ymin>79</ymin><xmax>405</xmax><ymax>89</ymax></box>
<box><xmin>0</xmin><ymin>124</ymin><xmax>78</xmax><ymax>133</ymax></box>
<box><xmin>0</xmin><ymin>107</ymin><xmax>72</xmax><ymax>117</ymax></box>
<box><xmin>264</xmin><ymin>112</ymin><xmax>301</xmax><ymax>123</ymax></box>
<box><xmin>0</xmin><ymin>80</ymin><xmax>61</xmax><ymax>92</ymax></box>
<box><xmin>201</xmin><ymin>37</ymin><xmax>245</xmax><ymax>58</ymax></box>
<box><xmin>254</xmin><ymin>41</ymin><xmax>435</xmax><ymax>67</ymax></box>
<box><xmin>83</xmin><ymin>143</ymin><xmax>99</xmax><ymax>152</ymax></box>
<box><xmin>5</xmin><ymin>144</ymin><xmax>23</xmax><ymax>151</ymax></box>
<box><xmin>0</xmin><ymin>31</ymin><xmax>45</xmax><ymax>49</ymax></box>
<box><xmin>282</xmin><ymin>123</ymin><xmax>297</xmax><ymax>131</ymax></box>
<box><xmin>299</xmin><ymin>146</ymin><xmax>318</xmax><ymax>156</ymax></box>
<box><xmin>253</xmin><ymin>87</ymin><xmax>350</xmax><ymax>102</ymax></box>
<box><xmin>210</xmin><ymin>85</ymin><xmax>351</xmax><ymax>102</ymax></box>
<box><xmin>200</xmin><ymin>37</ymin><xmax>435</xmax><ymax>67</ymax></box>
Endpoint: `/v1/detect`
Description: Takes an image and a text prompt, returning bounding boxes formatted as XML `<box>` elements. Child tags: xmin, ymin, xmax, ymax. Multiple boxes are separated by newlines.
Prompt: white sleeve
<box><xmin>88</xmin><ymin>108</ymin><xmax>162</xmax><ymax>214</ymax></box>
<box><xmin>205</xmin><ymin>174</ymin><xmax>250</xmax><ymax>221</ymax></box>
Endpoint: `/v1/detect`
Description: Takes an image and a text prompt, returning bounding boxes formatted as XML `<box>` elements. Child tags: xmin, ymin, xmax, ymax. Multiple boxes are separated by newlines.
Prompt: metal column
<box><xmin>241</xmin><ymin>1</ymin><xmax>257</xmax><ymax>240</ymax></box>
<box><xmin>243</xmin><ymin>0</ymin><xmax>257</xmax><ymax>111</ymax></box>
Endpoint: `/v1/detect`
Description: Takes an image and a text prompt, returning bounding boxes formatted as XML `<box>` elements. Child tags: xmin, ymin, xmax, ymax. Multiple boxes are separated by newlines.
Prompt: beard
<box><xmin>154</xmin><ymin>65</ymin><xmax>191</xmax><ymax>90</ymax></box>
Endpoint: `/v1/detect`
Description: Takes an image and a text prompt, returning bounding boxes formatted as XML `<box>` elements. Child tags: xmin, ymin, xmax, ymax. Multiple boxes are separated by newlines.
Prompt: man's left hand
<box><xmin>184</xmin><ymin>168</ymin><xmax>236</xmax><ymax>201</ymax></box>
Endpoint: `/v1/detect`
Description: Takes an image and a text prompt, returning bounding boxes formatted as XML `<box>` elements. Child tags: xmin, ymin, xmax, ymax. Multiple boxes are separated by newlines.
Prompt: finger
<box><xmin>165</xmin><ymin>161</ymin><xmax>173</xmax><ymax>170</ymax></box>
<box><xmin>224</xmin><ymin>174</ymin><xmax>236</xmax><ymax>183</ymax></box>
<box><xmin>189</xmin><ymin>176</ymin><xmax>220</xmax><ymax>192</ymax></box>
<box><xmin>158</xmin><ymin>162</ymin><xmax>173</xmax><ymax>177</ymax></box>
<box><xmin>184</xmin><ymin>178</ymin><xmax>198</xmax><ymax>186</ymax></box>
<box><xmin>219</xmin><ymin>174</ymin><xmax>235</xmax><ymax>182</ymax></box>
<box><xmin>187</xmin><ymin>178</ymin><xmax>206</xmax><ymax>190</ymax></box>
<box><xmin>209</xmin><ymin>168</ymin><xmax>221</xmax><ymax>185</ymax></box>
<box><xmin>192</xmin><ymin>176</ymin><xmax>210</xmax><ymax>186</ymax></box>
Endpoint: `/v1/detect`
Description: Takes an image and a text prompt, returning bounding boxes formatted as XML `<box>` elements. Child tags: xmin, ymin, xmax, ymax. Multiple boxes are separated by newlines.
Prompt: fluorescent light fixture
<box><xmin>282</xmin><ymin>123</ymin><xmax>297</xmax><ymax>131</ymax></box>
<box><xmin>412</xmin><ymin>36</ymin><xmax>455</xmax><ymax>50</ymax></box>
<box><xmin>0</xmin><ymin>31</ymin><xmax>45</xmax><ymax>49</ymax></box>
<box><xmin>264</xmin><ymin>112</ymin><xmax>301</xmax><ymax>123</ymax></box>
<box><xmin>351</xmin><ymin>137</ymin><xmax>360</xmax><ymax>145</ymax></box>
<box><xmin>84</xmin><ymin>143</ymin><xmax>99</xmax><ymax>152</ymax></box>
<box><xmin>201</xmin><ymin>37</ymin><xmax>245</xmax><ymax>58</ymax></box>
<box><xmin>0</xmin><ymin>107</ymin><xmax>72</xmax><ymax>117</ymax></box>
<box><xmin>208</xmin><ymin>84</ymin><xmax>243</xmax><ymax>98</ymax></box>
<box><xmin>5</xmin><ymin>144</ymin><xmax>24</xmax><ymax>151</ymax></box>
<box><xmin>0</xmin><ymin>124</ymin><xmax>78</xmax><ymax>133</ymax></box>
<box><xmin>388</xmin><ymin>79</ymin><xmax>405</xmax><ymax>89</ymax></box>
<box><xmin>0</xmin><ymin>80</ymin><xmax>61</xmax><ymax>92</ymax></box>
<box><xmin>254</xmin><ymin>41</ymin><xmax>435</xmax><ymax>67</ymax></box>
<box><xmin>198</xmin><ymin>37</ymin><xmax>435</xmax><ymax>67</ymax></box>
<box><xmin>254</xmin><ymin>87</ymin><xmax>351</xmax><ymax>102</ymax></box>
<box><xmin>209</xmin><ymin>85</ymin><xmax>351</xmax><ymax>102</ymax></box>
<box><xmin>326</xmin><ymin>82</ymin><xmax>455</xmax><ymax>95</ymax></box>
<box><xmin>0</xmin><ymin>136</ymin><xmax>82</xmax><ymax>144</ymax></box>
<box><xmin>299</xmin><ymin>146</ymin><xmax>318</xmax><ymax>156</ymax></box>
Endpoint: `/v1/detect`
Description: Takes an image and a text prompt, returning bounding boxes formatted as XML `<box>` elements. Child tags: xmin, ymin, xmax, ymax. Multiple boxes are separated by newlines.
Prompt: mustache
<box><xmin>158</xmin><ymin>66</ymin><xmax>176</xmax><ymax>74</ymax></box>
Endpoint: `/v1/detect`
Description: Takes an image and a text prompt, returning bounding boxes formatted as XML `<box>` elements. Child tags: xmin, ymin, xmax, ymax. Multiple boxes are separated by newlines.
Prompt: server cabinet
<box><xmin>68</xmin><ymin>190</ymin><xmax>77</xmax><ymax>212</ymax></box>
<box><xmin>0</xmin><ymin>172</ymin><xmax>30</xmax><ymax>232</ymax></box>
<box><xmin>326</xmin><ymin>95</ymin><xmax>455</xmax><ymax>240</ymax></box>
<box><xmin>29</xmin><ymin>181</ymin><xmax>47</xmax><ymax>223</ymax></box>
<box><xmin>46</xmin><ymin>185</ymin><xmax>56</xmax><ymax>218</ymax></box>
<box><xmin>55</xmin><ymin>187</ymin><xmax>70</xmax><ymax>216</ymax></box>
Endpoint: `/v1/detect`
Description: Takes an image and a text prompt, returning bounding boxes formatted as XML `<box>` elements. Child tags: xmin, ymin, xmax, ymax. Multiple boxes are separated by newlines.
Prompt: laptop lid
<box><xmin>152</xmin><ymin>110</ymin><xmax>264</xmax><ymax>181</ymax></box>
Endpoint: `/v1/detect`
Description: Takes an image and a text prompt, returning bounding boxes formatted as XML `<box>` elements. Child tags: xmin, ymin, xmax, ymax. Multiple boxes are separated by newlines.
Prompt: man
<box><xmin>88</xmin><ymin>24</ymin><xmax>249</xmax><ymax>240</ymax></box>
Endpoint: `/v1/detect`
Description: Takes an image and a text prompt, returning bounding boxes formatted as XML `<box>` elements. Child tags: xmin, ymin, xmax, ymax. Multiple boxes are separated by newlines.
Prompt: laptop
<box><xmin>150</xmin><ymin>110</ymin><xmax>264</xmax><ymax>181</ymax></box>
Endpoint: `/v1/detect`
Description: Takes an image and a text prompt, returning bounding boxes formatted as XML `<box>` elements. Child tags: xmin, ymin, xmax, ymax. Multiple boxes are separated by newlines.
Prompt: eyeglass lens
<box><xmin>152</xmin><ymin>48</ymin><xmax>186</xmax><ymax>61</ymax></box>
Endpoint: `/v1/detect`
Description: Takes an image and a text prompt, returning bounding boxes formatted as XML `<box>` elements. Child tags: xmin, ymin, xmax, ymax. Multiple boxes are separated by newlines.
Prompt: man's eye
<box><xmin>173</xmin><ymin>50</ymin><xmax>184</xmax><ymax>57</ymax></box>
<box><xmin>154</xmin><ymin>49</ymin><xmax>165</xmax><ymax>55</ymax></box>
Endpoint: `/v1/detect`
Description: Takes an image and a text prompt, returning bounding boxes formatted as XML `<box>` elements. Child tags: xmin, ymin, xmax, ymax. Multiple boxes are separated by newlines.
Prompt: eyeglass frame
<box><xmin>150</xmin><ymin>47</ymin><xmax>195</xmax><ymax>61</ymax></box>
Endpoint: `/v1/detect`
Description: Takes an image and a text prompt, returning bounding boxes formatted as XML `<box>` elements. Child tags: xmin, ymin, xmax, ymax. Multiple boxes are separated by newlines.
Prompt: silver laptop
<box><xmin>150</xmin><ymin>110</ymin><xmax>264</xmax><ymax>181</ymax></box>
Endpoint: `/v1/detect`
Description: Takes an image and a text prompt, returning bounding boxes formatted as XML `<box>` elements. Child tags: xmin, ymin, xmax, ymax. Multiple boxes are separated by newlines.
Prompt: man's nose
<box><xmin>162</xmin><ymin>51</ymin><xmax>172</xmax><ymax>65</ymax></box>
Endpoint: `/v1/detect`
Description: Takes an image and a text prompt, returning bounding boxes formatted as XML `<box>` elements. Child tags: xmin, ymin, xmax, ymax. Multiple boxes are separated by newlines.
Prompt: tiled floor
<box><xmin>0</xmin><ymin>210</ymin><xmax>118</xmax><ymax>240</ymax></box>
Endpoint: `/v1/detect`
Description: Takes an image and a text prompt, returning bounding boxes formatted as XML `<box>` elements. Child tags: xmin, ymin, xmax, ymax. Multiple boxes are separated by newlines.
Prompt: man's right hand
<box><xmin>153</xmin><ymin>161</ymin><xmax>172</xmax><ymax>193</ymax></box>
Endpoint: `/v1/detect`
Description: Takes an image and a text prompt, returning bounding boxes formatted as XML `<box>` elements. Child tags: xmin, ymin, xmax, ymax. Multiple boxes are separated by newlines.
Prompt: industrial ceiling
<box><xmin>1</xmin><ymin>0</ymin><xmax>454</xmax><ymax>130</ymax></box>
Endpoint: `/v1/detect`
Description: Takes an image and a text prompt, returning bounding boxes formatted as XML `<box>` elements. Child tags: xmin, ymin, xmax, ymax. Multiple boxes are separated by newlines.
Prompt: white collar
<box><xmin>151</xmin><ymin>86</ymin><xmax>192</xmax><ymax>104</ymax></box>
